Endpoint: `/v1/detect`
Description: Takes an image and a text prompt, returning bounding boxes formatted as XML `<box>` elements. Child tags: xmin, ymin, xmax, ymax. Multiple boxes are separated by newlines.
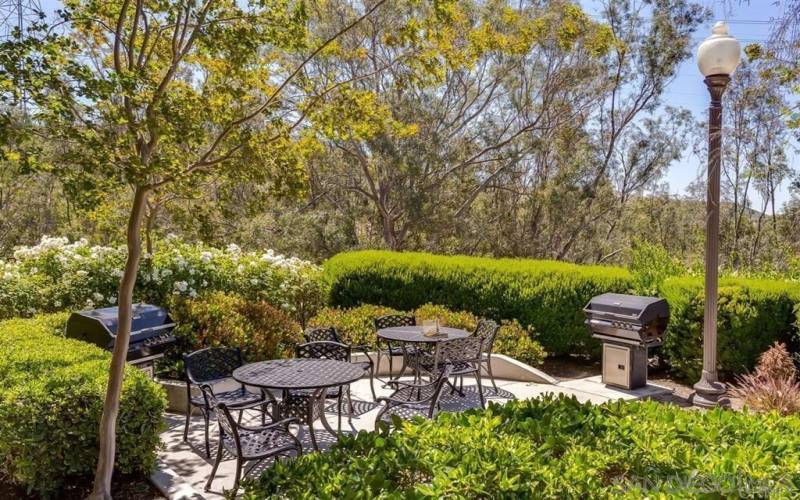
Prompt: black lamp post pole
<box><xmin>692</xmin><ymin>74</ymin><xmax>731</xmax><ymax>408</ymax></box>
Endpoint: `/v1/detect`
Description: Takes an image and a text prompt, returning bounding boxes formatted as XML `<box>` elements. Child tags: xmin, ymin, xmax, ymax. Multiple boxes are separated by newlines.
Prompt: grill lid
<box><xmin>584</xmin><ymin>293</ymin><xmax>669</xmax><ymax>325</ymax></box>
<box><xmin>76</xmin><ymin>303</ymin><xmax>170</xmax><ymax>335</ymax></box>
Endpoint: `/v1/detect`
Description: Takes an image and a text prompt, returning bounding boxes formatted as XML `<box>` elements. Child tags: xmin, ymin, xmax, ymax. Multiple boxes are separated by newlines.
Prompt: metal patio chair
<box><xmin>374</xmin><ymin>314</ymin><xmax>418</xmax><ymax>380</ymax></box>
<box><xmin>201</xmin><ymin>385</ymin><xmax>302</xmax><ymax>493</ymax></box>
<box><xmin>412</xmin><ymin>336</ymin><xmax>486</xmax><ymax>408</ymax></box>
<box><xmin>473</xmin><ymin>319</ymin><xmax>501</xmax><ymax>391</ymax></box>
<box><xmin>183</xmin><ymin>346</ymin><xmax>267</xmax><ymax>458</ymax></box>
<box><xmin>304</xmin><ymin>326</ymin><xmax>377</xmax><ymax>400</ymax></box>
<box><xmin>374</xmin><ymin>365</ymin><xmax>453</xmax><ymax>426</ymax></box>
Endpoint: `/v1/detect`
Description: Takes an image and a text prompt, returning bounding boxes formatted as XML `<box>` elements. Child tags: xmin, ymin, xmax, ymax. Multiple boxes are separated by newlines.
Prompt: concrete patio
<box><xmin>154</xmin><ymin>370</ymin><xmax>671</xmax><ymax>499</ymax></box>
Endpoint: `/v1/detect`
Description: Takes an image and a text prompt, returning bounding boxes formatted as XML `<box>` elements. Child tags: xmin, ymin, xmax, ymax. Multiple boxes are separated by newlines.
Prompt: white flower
<box><xmin>166</xmin><ymin>233</ymin><xmax>178</xmax><ymax>240</ymax></box>
<box><xmin>112</xmin><ymin>269</ymin><xmax>124</xmax><ymax>278</ymax></box>
<box><xmin>54</xmin><ymin>300</ymin><xmax>62</xmax><ymax>308</ymax></box>
<box><xmin>189</xmin><ymin>289</ymin><xmax>198</xmax><ymax>298</ymax></box>
<box><xmin>226</xmin><ymin>243</ymin><xmax>241</xmax><ymax>254</ymax></box>
<box><xmin>85</xmin><ymin>299</ymin><xmax>94</xmax><ymax>308</ymax></box>
<box><xmin>161</xmin><ymin>269</ymin><xmax>172</xmax><ymax>277</ymax></box>
<box><xmin>108</xmin><ymin>295</ymin><xmax>117</xmax><ymax>304</ymax></box>
<box><xmin>92</xmin><ymin>292</ymin><xmax>104</xmax><ymax>302</ymax></box>
<box><xmin>237</xmin><ymin>264</ymin><xmax>245</xmax><ymax>273</ymax></box>
<box><xmin>201</xmin><ymin>280</ymin><xmax>208</xmax><ymax>287</ymax></box>
<box><xmin>250</xmin><ymin>278</ymin><xmax>259</xmax><ymax>285</ymax></box>
<box><xmin>200</xmin><ymin>251</ymin><xmax>213</xmax><ymax>263</ymax></box>
<box><xmin>173</xmin><ymin>280</ymin><xmax>188</xmax><ymax>293</ymax></box>
<box><xmin>77</xmin><ymin>270</ymin><xmax>89</xmax><ymax>277</ymax></box>
<box><xmin>2</xmin><ymin>272</ymin><xmax>12</xmax><ymax>280</ymax></box>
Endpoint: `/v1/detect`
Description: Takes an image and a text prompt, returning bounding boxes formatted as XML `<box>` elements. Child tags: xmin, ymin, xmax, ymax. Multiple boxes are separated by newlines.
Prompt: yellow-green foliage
<box><xmin>660</xmin><ymin>276</ymin><xmax>800</xmax><ymax>380</ymax></box>
<box><xmin>0</xmin><ymin>314</ymin><xmax>166</xmax><ymax>496</ymax></box>
<box><xmin>324</xmin><ymin>250</ymin><xmax>633</xmax><ymax>356</ymax></box>
<box><xmin>244</xmin><ymin>395</ymin><xmax>800</xmax><ymax>498</ymax></box>
<box><xmin>309</xmin><ymin>304</ymin><xmax>402</xmax><ymax>347</ymax></box>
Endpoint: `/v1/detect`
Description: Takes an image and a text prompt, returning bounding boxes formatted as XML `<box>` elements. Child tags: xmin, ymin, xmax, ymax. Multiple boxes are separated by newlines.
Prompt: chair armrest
<box><xmin>227</xmin><ymin>397</ymin><xmax>274</xmax><ymax>412</ymax></box>
<box><xmin>237</xmin><ymin>417</ymin><xmax>299</xmax><ymax>433</ymax></box>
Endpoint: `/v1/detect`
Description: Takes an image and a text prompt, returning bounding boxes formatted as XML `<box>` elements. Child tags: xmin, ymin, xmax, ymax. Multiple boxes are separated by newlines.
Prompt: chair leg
<box><xmin>485</xmin><ymin>358</ymin><xmax>498</xmax><ymax>392</ymax></box>
<box><xmin>183</xmin><ymin>405</ymin><xmax>193</xmax><ymax>442</ymax></box>
<box><xmin>204</xmin><ymin>437</ymin><xmax>223</xmax><ymax>492</ymax></box>
<box><xmin>476</xmin><ymin>371</ymin><xmax>485</xmax><ymax>409</ymax></box>
<box><xmin>232</xmin><ymin>457</ymin><xmax>243</xmax><ymax>493</ymax></box>
<box><xmin>368</xmin><ymin>366</ymin><xmax>377</xmax><ymax>400</ymax></box>
<box><xmin>337</xmin><ymin>392</ymin><xmax>343</xmax><ymax>433</ymax></box>
<box><xmin>347</xmin><ymin>387</ymin><xmax>354</xmax><ymax>423</ymax></box>
<box><xmin>309</xmin><ymin>420</ymin><xmax>319</xmax><ymax>451</ymax></box>
<box><xmin>203</xmin><ymin>409</ymin><xmax>211</xmax><ymax>458</ymax></box>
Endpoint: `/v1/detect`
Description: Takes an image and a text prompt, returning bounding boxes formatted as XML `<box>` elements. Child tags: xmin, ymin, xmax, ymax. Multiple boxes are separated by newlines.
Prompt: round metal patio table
<box><xmin>232</xmin><ymin>358</ymin><xmax>365</xmax><ymax>448</ymax></box>
<box><xmin>377</xmin><ymin>326</ymin><xmax>470</xmax><ymax>382</ymax></box>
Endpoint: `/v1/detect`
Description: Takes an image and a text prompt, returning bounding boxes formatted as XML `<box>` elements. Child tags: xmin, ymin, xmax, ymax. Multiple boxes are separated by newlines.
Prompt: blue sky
<box><xmin>32</xmin><ymin>0</ymin><xmax>796</xmax><ymax>208</ymax></box>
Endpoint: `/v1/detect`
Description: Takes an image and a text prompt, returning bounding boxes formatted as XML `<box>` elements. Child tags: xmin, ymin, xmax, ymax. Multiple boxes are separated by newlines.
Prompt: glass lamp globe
<box><xmin>697</xmin><ymin>21</ymin><xmax>741</xmax><ymax>77</ymax></box>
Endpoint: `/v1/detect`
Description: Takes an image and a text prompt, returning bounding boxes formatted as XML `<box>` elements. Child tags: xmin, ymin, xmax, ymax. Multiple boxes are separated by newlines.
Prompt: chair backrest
<box><xmin>303</xmin><ymin>326</ymin><xmax>341</xmax><ymax>343</ymax></box>
<box><xmin>473</xmin><ymin>319</ymin><xmax>500</xmax><ymax>354</ymax></box>
<box><xmin>435</xmin><ymin>336</ymin><xmax>484</xmax><ymax>368</ymax></box>
<box><xmin>374</xmin><ymin>314</ymin><xmax>416</xmax><ymax>330</ymax></box>
<box><xmin>200</xmin><ymin>384</ymin><xmax>241</xmax><ymax>454</ymax></box>
<box><xmin>184</xmin><ymin>347</ymin><xmax>243</xmax><ymax>384</ymax></box>
<box><xmin>295</xmin><ymin>341</ymin><xmax>350</xmax><ymax>362</ymax></box>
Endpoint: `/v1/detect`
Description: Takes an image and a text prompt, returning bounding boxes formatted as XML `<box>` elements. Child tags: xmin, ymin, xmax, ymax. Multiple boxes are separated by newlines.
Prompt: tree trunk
<box><xmin>89</xmin><ymin>186</ymin><xmax>149</xmax><ymax>500</ymax></box>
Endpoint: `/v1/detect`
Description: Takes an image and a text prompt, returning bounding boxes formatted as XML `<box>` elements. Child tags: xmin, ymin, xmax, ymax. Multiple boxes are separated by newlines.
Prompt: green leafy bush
<box><xmin>324</xmin><ymin>250</ymin><xmax>633</xmax><ymax>356</ymax></box>
<box><xmin>629</xmin><ymin>239</ymin><xmax>684</xmax><ymax>295</ymax></box>
<box><xmin>309</xmin><ymin>303</ymin><xmax>546</xmax><ymax>367</ymax></box>
<box><xmin>164</xmin><ymin>292</ymin><xmax>302</xmax><ymax>377</ymax></box>
<box><xmin>243</xmin><ymin>394</ymin><xmax>800</xmax><ymax>498</ymax></box>
<box><xmin>0</xmin><ymin>314</ymin><xmax>166</xmax><ymax>496</ymax></box>
<box><xmin>660</xmin><ymin>276</ymin><xmax>800</xmax><ymax>380</ymax></box>
<box><xmin>413</xmin><ymin>302</ymin><xmax>478</xmax><ymax>330</ymax></box>
<box><xmin>308</xmin><ymin>304</ymin><xmax>402</xmax><ymax>347</ymax></box>
<box><xmin>0</xmin><ymin>236</ymin><xmax>326</xmax><ymax>325</ymax></box>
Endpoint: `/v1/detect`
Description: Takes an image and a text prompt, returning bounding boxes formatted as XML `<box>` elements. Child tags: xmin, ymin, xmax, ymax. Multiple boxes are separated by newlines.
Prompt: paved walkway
<box><xmin>155</xmin><ymin>374</ymin><xmax>670</xmax><ymax>498</ymax></box>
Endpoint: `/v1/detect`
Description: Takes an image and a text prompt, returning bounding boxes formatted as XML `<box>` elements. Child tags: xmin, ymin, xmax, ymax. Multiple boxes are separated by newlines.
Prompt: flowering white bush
<box><xmin>0</xmin><ymin>236</ymin><xmax>326</xmax><ymax>324</ymax></box>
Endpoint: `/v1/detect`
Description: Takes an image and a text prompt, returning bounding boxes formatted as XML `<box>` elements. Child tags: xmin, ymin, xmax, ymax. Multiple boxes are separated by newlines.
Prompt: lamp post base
<box><xmin>690</xmin><ymin>376</ymin><xmax>730</xmax><ymax>408</ymax></box>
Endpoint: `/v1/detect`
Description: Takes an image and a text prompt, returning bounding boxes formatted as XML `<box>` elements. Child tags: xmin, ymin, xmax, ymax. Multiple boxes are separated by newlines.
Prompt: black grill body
<box><xmin>584</xmin><ymin>293</ymin><xmax>669</xmax><ymax>389</ymax></box>
<box><xmin>65</xmin><ymin>304</ymin><xmax>176</xmax><ymax>376</ymax></box>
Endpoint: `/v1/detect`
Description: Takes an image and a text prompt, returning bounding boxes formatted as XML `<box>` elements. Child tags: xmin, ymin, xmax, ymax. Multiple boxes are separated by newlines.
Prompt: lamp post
<box><xmin>691</xmin><ymin>21</ymin><xmax>740</xmax><ymax>408</ymax></box>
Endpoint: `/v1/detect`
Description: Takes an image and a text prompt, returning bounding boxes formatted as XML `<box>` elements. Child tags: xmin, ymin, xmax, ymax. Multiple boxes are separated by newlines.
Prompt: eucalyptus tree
<box><xmin>0</xmin><ymin>0</ymin><xmax>447</xmax><ymax>496</ymax></box>
<box><xmin>300</xmin><ymin>0</ymin><xmax>614</xmax><ymax>250</ymax></box>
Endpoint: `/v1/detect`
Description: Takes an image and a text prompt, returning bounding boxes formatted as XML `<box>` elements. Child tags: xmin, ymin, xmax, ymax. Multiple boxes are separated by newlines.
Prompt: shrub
<box><xmin>659</xmin><ymin>276</ymin><xmax>800</xmax><ymax>380</ymax></box>
<box><xmin>308</xmin><ymin>304</ymin><xmax>401</xmax><ymax>347</ymax></box>
<box><xmin>164</xmin><ymin>292</ymin><xmax>302</xmax><ymax>377</ymax></box>
<box><xmin>0</xmin><ymin>235</ymin><xmax>326</xmax><ymax>325</ymax></box>
<box><xmin>243</xmin><ymin>395</ymin><xmax>800</xmax><ymax>498</ymax></box>
<box><xmin>730</xmin><ymin>342</ymin><xmax>800</xmax><ymax>415</ymax></box>
<box><xmin>494</xmin><ymin>319</ymin><xmax>546</xmax><ymax>367</ymax></box>
<box><xmin>0</xmin><ymin>314</ymin><xmax>166</xmax><ymax>496</ymax></box>
<box><xmin>324</xmin><ymin>250</ymin><xmax>633</xmax><ymax>356</ymax></box>
<box><xmin>629</xmin><ymin>239</ymin><xmax>684</xmax><ymax>296</ymax></box>
<box><xmin>413</xmin><ymin>303</ymin><xmax>477</xmax><ymax>330</ymax></box>
<box><xmin>309</xmin><ymin>303</ymin><xmax>546</xmax><ymax>367</ymax></box>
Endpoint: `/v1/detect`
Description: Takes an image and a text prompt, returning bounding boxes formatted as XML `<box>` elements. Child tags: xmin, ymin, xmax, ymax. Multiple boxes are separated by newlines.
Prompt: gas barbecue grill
<box><xmin>65</xmin><ymin>304</ymin><xmax>176</xmax><ymax>378</ymax></box>
<box><xmin>584</xmin><ymin>293</ymin><xmax>669</xmax><ymax>390</ymax></box>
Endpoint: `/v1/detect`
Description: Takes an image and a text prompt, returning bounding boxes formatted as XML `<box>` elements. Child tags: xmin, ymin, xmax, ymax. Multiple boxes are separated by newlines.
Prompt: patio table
<box><xmin>376</xmin><ymin>326</ymin><xmax>470</xmax><ymax>382</ymax></box>
<box><xmin>232</xmin><ymin>358</ymin><xmax>365</xmax><ymax>447</ymax></box>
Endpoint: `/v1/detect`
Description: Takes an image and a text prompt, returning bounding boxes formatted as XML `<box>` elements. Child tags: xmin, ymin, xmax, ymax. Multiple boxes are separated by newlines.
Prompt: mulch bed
<box><xmin>0</xmin><ymin>473</ymin><xmax>165</xmax><ymax>500</ymax></box>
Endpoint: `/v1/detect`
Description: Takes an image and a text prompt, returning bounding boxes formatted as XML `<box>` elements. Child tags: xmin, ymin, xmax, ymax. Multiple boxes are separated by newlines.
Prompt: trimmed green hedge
<box><xmin>324</xmin><ymin>251</ymin><xmax>633</xmax><ymax>356</ymax></box>
<box><xmin>0</xmin><ymin>314</ymin><xmax>166</xmax><ymax>496</ymax></box>
<box><xmin>244</xmin><ymin>395</ymin><xmax>800</xmax><ymax>498</ymax></box>
<box><xmin>660</xmin><ymin>276</ymin><xmax>800</xmax><ymax>381</ymax></box>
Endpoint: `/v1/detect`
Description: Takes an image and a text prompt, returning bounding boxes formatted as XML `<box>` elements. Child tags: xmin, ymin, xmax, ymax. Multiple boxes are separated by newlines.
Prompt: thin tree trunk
<box><xmin>89</xmin><ymin>186</ymin><xmax>149</xmax><ymax>500</ymax></box>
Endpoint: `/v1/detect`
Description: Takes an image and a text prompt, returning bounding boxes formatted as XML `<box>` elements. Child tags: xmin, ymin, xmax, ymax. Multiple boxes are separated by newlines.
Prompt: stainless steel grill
<box><xmin>65</xmin><ymin>303</ymin><xmax>176</xmax><ymax>378</ymax></box>
<box><xmin>584</xmin><ymin>293</ymin><xmax>669</xmax><ymax>389</ymax></box>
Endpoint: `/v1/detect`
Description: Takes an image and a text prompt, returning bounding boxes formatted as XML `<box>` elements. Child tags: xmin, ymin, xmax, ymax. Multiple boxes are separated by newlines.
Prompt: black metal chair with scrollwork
<box><xmin>473</xmin><ymin>319</ymin><xmax>500</xmax><ymax>392</ymax></box>
<box><xmin>374</xmin><ymin>314</ymin><xmax>418</xmax><ymax>381</ymax></box>
<box><xmin>412</xmin><ymin>336</ymin><xmax>486</xmax><ymax>408</ymax></box>
<box><xmin>304</xmin><ymin>326</ymin><xmax>376</xmax><ymax>400</ymax></box>
<box><xmin>183</xmin><ymin>347</ymin><xmax>267</xmax><ymax>458</ymax></box>
<box><xmin>374</xmin><ymin>365</ymin><xmax>453</xmax><ymax>426</ymax></box>
<box><xmin>200</xmin><ymin>385</ymin><xmax>302</xmax><ymax>494</ymax></box>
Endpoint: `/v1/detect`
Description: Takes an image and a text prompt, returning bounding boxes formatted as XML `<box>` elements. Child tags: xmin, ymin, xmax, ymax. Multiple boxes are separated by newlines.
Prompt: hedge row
<box><xmin>660</xmin><ymin>276</ymin><xmax>800</xmax><ymax>380</ymax></box>
<box><xmin>244</xmin><ymin>395</ymin><xmax>800</xmax><ymax>498</ymax></box>
<box><xmin>324</xmin><ymin>251</ymin><xmax>633</xmax><ymax>356</ymax></box>
<box><xmin>324</xmin><ymin>251</ymin><xmax>800</xmax><ymax>380</ymax></box>
<box><xmin>0</xmin><ymin>314</ymin><xmax>166</xmax><ymax>496</ymax></box>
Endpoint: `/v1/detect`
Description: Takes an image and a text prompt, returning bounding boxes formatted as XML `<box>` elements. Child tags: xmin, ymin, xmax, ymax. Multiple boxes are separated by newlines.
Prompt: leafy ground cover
<box><xmin>244</xmin><ymin>395</ymin><xmax>800</xmax><ymax>499</ymax></box>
